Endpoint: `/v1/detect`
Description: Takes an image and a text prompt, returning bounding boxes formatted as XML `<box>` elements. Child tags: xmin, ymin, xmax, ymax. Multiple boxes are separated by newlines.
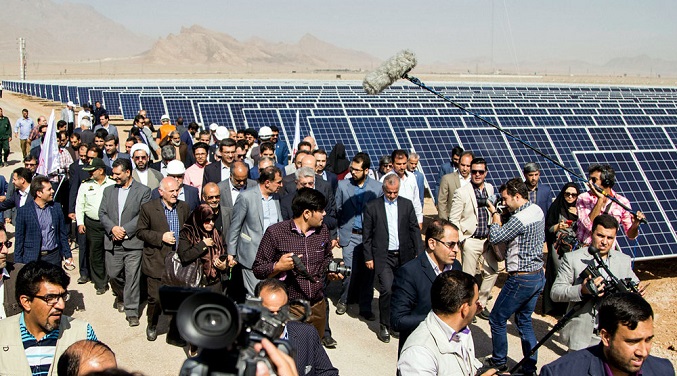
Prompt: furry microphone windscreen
<box><xmin>363</xmin><ymin>49</ymin><xmax>417</xmax><ymax>95</ymax></box>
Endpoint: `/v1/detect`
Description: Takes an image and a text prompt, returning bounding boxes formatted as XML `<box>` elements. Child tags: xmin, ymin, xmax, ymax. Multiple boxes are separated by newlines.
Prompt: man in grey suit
<box><xmin>99</xmin><ymin>158</ymin><xmax>152</xmax><ymax>327</ymax></box>
<box><xmin>61</xmin><ymin>101</ymin><xmax>76</xmax><ymax>135</ymax></box>
<box><xmin>437</xmin><ymin>151</ymin><xmax>473</xmax><ymax>220</ymax></box>
<box><xmin>552</xmin><ymin>214</ymin><xmax>642</xmax><ymax>351</ymax></box>
<box><xmin>334</xmin><ymin>152</ymin><xmax>382</xmax><ymax>319</ymax></box>
<box><xmin>130</xmin><ymin>143</ymin><xmax>163</xmax><ymax>191</ymax></box>
<box><xmin>227</xmin><ymin>166</ymin><xmax>283</xmax><ymax>296</ymax></box>
<box><xmin>216</xmin><ymin>162</ymin><xmax>256</xmax><ymax>237</ymax></box>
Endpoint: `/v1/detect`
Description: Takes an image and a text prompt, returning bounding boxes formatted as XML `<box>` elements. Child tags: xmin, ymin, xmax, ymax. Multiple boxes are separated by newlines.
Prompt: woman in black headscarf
<box><xmin>326</xmin><ymin>143</ymin><xmax>350</xmax><ymax>179</ymax></box>
<box><xmin>178</xmin><ymin>204</ymin><xmax>228</xmax><ymax>292</ymax></box>
<box><xmin>542</xmin><ymin>182</ymin><xmax>580</xmax><ymax>315</ymax></box>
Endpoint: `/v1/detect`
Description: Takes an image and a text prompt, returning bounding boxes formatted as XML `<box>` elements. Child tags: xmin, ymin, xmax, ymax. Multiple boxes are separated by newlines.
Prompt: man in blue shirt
<box><xmin>14</xmin><ymin>108</ymin><xmax>34</xmax><ymax>158</ymax></box>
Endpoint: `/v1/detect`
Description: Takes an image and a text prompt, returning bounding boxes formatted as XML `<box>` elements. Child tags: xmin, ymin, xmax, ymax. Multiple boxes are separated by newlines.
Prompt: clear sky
<box><xmin>57</xmin><ymin>0</ymin><xmax>677</xmax><ymax>65</ymax></box>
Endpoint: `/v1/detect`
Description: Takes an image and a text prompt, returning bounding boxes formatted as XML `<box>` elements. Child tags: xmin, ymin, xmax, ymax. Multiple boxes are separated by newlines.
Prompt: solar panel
<box><xmin>119</xmin><ymin>93</ymin><xmax>140</xmax><ymax>120</ymax></box>
<box><xmin>139</xmin><ymin>96</ymin><xmax>167</xmax><ymax>126</ymax></box>
<box><xmin>456</xmin><ymin>128</ymin><xmax>521</xmax><ymax>185</ymax></box>
<box><xmin>229</xmin><ymin>103</ymin><xmax>260</xmax><ymax>129</ymax></box>
<box><xmin>350</xmin><ymin>117</ymin><xmax>399</xmax><ymax>161</ymax></box>
<box><xmin>279</xmin><ymin>109</ymin><xmax>313</xmax><ymax>145</ymax></box>
<box><xmin>426</xmin><ymin>116</ymin><xmax>464</xmax><ymax>128</ymax></box>
<box><xmin>198</xmin><ymin>103</ymin><xmax>232</xmax><ymax>129</ymax></box>
<box><xmin>626</xmin><ymin>126</ymin><xmax>674</xmax><ymax>150</ymax></box>
<box><xmin>588</xmin><ymin>127</ymin><xmax>636</xmax><ymax>150</ymax></box>
<box><xmin>546</xmin><ymin>127</ymin><xmax>597</xmax><ymax>180</ymax></box>
<box><xmin>102</xmin><ymin>91</ymin><xmax>122</xmax><ymax>116</ymax></box>
<box><xmin>307</xmin><ymin>117</ymin><xmax>359</xmax><ymax>160</ymax></box>
<box><xmin>388</xmin><ymin>116</ymin><xmax>429</xmax><ymax>151</ymax></box>
<box><xmin>573</xmin><ymin>151</ymin><xmax>677</xmax><ymax>260</ymax></box>
<box><xmin>634</xmin><ymin>150</ymin><xmax>677</xmax><ymax>234</ymax></box>
<box><xmin>406</xmin><ymin>128</ymin><xmax>460</xmax><ymax>196</ymax></box>
<box><xmin>165</xmin><ymin>99</ymin><xmax>197</xmax><ymax>124</ymax></box>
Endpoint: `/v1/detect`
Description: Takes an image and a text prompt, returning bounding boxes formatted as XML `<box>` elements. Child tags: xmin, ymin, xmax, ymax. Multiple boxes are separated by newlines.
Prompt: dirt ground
<box><xmin>1</xmin><ymin>89</ymin><xmax>676</xmax><ymax>374</ymax></box>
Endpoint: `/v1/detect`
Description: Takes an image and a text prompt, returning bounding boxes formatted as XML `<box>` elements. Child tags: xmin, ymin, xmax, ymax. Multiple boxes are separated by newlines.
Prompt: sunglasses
<box><xmin>433</xmin><ymin>238</ymin><xmax>459</xmax><ymax>250</ymax></box>
<box><xmin>564</xmin><ymin>192</ymin><xmax>579</xmax><ymax>198</ymax></box>
<box><xmin>471</xmin><ymin>170</ymin><xmax>486</xmax><ymax>175</ymax></box>
<box><xmin>0</xmin><ymin>240</ymin><xmax>12</xmax><ymax>251</ymax></box>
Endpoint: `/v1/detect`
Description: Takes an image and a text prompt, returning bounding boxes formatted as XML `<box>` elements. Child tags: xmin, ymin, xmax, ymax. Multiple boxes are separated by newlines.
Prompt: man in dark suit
<box><xmin>0</xmin><ymin>167</ymin><xmax>33</xmax><ymax>223</ymax></box>
<box><xmin>541</xmin><ymin>293</ymin><xmax>674</xmax><ymax>376</ymax></box>
<box><xmin>67</xmin><ymin>145</ymin><xmax>93</xmax><ymax>283</ymax></box>
<box><xmin>391</xmin><ymin>219</ymin><xmax>462</xmax><ymax>353</ymax></box>
<box><xmin>0</xmin><ymin>223</ymin><xmax>23</xmax><ymax>318</ymax></box>
<box><xmin>203</xmin><ymin>138</ymin><xmax>236</xmax><ymax>184</ymax></box>
<box><xmin>99</xmin><ymin>159</ymin><xmax>152</xmax><ymax>327</ymax></box>
<box><xmin>313</xmin><ymin>149</ymin><xmax>338</xmax><ymax>194</ymax></box>
<box><xmin>150</xmin><ymin>160</ymin><xmax>200</xmax><ymax>211</ymax></box>
<box><xmin>102</xmin><ymin>134</ymin><xmax>130</xmax><ymax>169</ymax></box>
<box><xmin>523</xmin><ymin>162</ymin><xmax>552</xmax><ymax>219</ymax></box>
<box><xmin>280</xmin><ymin>167</ymin><xmax>337</xmax><ymax>240</ymax></box>
<box><xmin>15</xmin><ymin>176</ymin><xmax>72</xmax><ymax>266</ymax></box>
<box><xmin>363</xmin><ymin>174</ymin><xmax>422</xmax><ymax>343</ymax></box>
<box><xmin>137</xmin><ymin>177</ymin><xmax>190</xmax><ymax>345</ymax></box>
<box><xmin>255</xmin><ymin>279</ymin><xmax>338</xmax><ymax>376</ymax></box>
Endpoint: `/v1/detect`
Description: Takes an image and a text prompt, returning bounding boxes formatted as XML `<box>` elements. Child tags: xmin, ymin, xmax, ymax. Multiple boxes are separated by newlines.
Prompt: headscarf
<box><xmin>545</xmin><ymin>182</ymin><xmax>580</xmax><ymax>244</ymax></box>
<box><xmin>180</xmin><ymin>204</ymin><xmax>225</xmax><ymax>279</ymax></box>
<box><xmin>326</xmin><ymin>143</ymin><xmax>350</xmax><ymax>175</ymax></box>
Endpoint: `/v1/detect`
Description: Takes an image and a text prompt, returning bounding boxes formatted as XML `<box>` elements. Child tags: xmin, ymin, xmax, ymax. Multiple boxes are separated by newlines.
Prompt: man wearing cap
<box><xmin>250</xmin><ymin>126</ymin><xmax>273</xmax><ymax>167</ymax></box>
<box><xmin>208</xmin><ymin>123</ymin><xmax>219</xmax><ymax>146</ymax></box>
<box><xmin>157</xmin><ymin>114</ymin><xmax>175</xmax><ymax>143</ymax></box>
<box><xmin>150</xmin><ymin>160</ymin><xmax>200</xmax><ymax>211</ymax></box>
<box><xmin>203</xmin><ymin>138</ymin><xmax>237</xmax><ymax>185</ymax></box>
<box><xmin>131</xmin><ymin>143</ymin><xmax>164</xmax><ymax>191</ymax></box>
<box><xmin>61</xmin><ymin>101</ymin><xmax>76</xmax><ymax>135</ymax></box>
<box><xmin>76</xmin><ymin>158</ymin><xmax>116</xmax><ymax>294</ymax></box>
<box><xmin>523</xmin><ymin>162</ymin><xmax>552</xmax><ymax>218</ymax></box>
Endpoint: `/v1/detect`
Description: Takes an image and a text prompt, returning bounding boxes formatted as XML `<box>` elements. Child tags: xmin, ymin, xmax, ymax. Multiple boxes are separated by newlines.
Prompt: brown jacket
<box><xmin>136</xmin><ymin>198</ymin><xmax>190</xmax><ymax>279</ymax></box>
<box><xmin>2</xmin><ymin>262</ymin><xmax>23</xmax><ymax>317</ymax></box>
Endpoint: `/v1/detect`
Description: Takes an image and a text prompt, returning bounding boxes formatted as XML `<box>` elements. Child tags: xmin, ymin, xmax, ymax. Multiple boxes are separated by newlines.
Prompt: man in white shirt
<box><xmin>381</xmin><ymin>150</ymin><xmax>423</xmax><ymax>227</ymax></box>
<box><xmin>398</xmin><ymin>270</ymin><xmax>497</xmax><ymax>376</ymax></box>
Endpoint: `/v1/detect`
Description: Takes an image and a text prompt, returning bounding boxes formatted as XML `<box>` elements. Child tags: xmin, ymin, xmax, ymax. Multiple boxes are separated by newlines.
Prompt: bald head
<box><xmin>231</xmin><ymin>161</ymin><xmax>250</xmax><ymax>190</ymax></box>
<box><xmin>202</xmin><ymin>182</ymin><xmax>220</xmax><ymax>210</ymax></box>
<box><xmin>57</xmin><ymin>340</ymin><xmax>117</xmax><ymax>376</ymax></box>
<box><xmin>159</xmin><ymin>177</ymin><xmax>179</xmax><ymax>206</ymax></box>
<box><xmin>303</xmin><ymin>136</ymin><xmax>316</xmax><ymax>151</ymax></box>
<box><xmin>259</xmin><ymin>156</ymin><xmax>275</xmax><ymax>171</ymax></box>
<box><xmin>301</xmin><ymin>155</ymin><xmax>317</xmax><ymax>169</ymax></box>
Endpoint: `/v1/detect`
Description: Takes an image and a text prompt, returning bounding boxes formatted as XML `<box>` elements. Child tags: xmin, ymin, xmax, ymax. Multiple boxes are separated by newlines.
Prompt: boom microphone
<box><xmin>363</xmin><ymin>50</ymin><xmax>417</xmax><ymax>95</ymax></box>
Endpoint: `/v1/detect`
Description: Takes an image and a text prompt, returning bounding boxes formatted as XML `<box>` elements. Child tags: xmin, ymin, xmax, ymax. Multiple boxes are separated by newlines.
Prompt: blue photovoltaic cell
<box><xmin>651</xmin><ymin>116</ymin><xmax>677</xmax><ymax>125</ymax></box>
<box><xmin>546</xmin><ymin>127</ymin><xmax>597</xmax><ymax>182</ymax></box>
<box><xmin>119</xmin><ymin>93</ymin><xmax>140</xmax><ymax>120</ymax></box>
<box><xmin>314</xmin><ymin>109</ymin><xmax>345</xmax><ymax>117</ymax></box>
<box><xmin>279</xmin><ymin>109</ymin><xmax>313</xmax><ymax>143</ymax></box>
<box><xmin>102</xmin><ymin>91</ymin><xmax>122</xmax><ymax>116</ymax></box>
<box><xmin>377</xmin><ymin>108</ymin><xmax>408</xmax><ymax>116</ymax></box>
<box><xmin>89</xmin><ymin>90</ymin><xmax>103</xmax><ymax>105</ymax></box>
<box><xmin>166</xmin><ymin>99</ymin><xmax>197</xmax><ymax>123</ymax></box>
<box><xmin>456</xmin><ymin>128</ymin><xmax>520</xmax><ymax>185</ymax></box>
<box><xmin>308</xmin><ymin>117</ymin><xmax>359</xmax><ymax>160</ymax></box>
<box><xmin>623</xmin><ymin>116</ymin><xmax>653</xmax><ymax>125</ymax></box>
<box><xmin>406</xmin><ymin>128</ymin><xmax>459</xmax><ymax>194</ymax></box>
<box><xmin>350</xmin><ymin>117</ymin><xmax>399</xmax><ymax>162</ymax></box>
<box><xmin>67</xmin><ymin>87</ymin><xmax>78</xmax><ymax>104</ymax></box>
<box><xmin>244</xmin><ymin>109</ymin><xmax>282</xmax><ymax>130</ymax></box>
<box><xmin>574</xmin><ymin>151</ymin><xmax>677</xmax><ymax>259</ymax></box>
<box><xmin>635</xmin><ymin>151</ymin><xmax>677</xmax><ymax>234</ymax></box>
<box><xmin>139</xmin><ymin>96</ymin><xmax>166</xmax><ymax>125</ymax></box>
<box><xmin>594</xmin><ymin>115</ymin><xmax>625</xmax><ymax>126</ymax></box>
<box><xmin>426</xmin><ymin>116</ymin><xmax>464</xmax><ymax>128</ymax></box>
<box><xmin>498</xmin><ymin>116</ymin><xmax>533</xmax><ymax>127</ymax></box>
<box><xmin>664</xmin><ymin>126</ymin><xmax>677</xmax><ymax>146</ymax></box>
<box><xmin>463</xmin><ymin>116</ymin><xmax>498</xmax><ymax>128</ymax></box>
<box><xmin>531</xmin><ymin>116</ymin><xmax>565</xmax><ymax>127</ymax></box>
<box><xmin>77</xmin><ymin>87</ymin><xmax>91</xmax><ymax>106</ymax></box>
<box><xmin>588</xmin><ymin>127</ymin><xmax>636</xmax><ymax>150</ymax></box>
<box><xmin>345</xmin><ymin>108</ymin><xmax>377</xmax><ymax>117</ymax></box>
<box><xmin>59</xmin><ymin>87</ymin><xmax>68</xmax><ymax>104</ymax></box>
<box><xmin>229</xmin><ymin>103</ymin><xmax>259</xmax><ymax>129</ymax></box>
<box><xmin>199</xmin><ymin>103</ymin><xmax>232</xmax><ymax>129</ymax></box>
<box><xmin>563</xmin><ymin>116</ymin><xmax>595</xmax><ymax>126</ymax></box>
<box><xmin>388</xmin><ymin>116</ymin><xmax>428</xmax><ymax>151</ymax></box>
<box><xmin>626</xmin><ymin>127</ymin><xmax>673</xmax><ymax>150</ymax></box>
<box><xmin>504</xmin><ymin>128</ymin><xmax>569</xmax><ymax>194</ymax></box>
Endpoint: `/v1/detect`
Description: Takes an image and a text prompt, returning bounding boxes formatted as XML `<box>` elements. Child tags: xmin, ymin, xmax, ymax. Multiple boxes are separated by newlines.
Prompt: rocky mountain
<box><xmin>142</xmin><ymin>25</ymin><xmax>380</xmax><ymax>71</ymax></box>
<box><xmin>0</xmin><ymin>0</ymin><xmax>152</xmax><ymax>63</ymax></box>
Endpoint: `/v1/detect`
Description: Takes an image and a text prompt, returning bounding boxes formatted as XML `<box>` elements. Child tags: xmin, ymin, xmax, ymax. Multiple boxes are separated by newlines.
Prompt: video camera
<box><xmin>160</xmin><ymin>286</ymin><xmax>310</xmax><ymax>376</ymax></box>
<box><xmin>477</xmin><ymin>193</ymin><xmax>504</xmax><ymax>213</ymax></box>
<box><xmin>582</xmin><ymin>246</ymin><xmax>640</xmax><ymax>297</ymax></box>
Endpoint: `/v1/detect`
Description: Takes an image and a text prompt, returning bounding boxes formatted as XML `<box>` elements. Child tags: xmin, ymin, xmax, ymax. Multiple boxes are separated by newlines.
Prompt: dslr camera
<box><xmin>328</xmin><ymin>260</ymin><xmax>351</xmax><ymax>277</ymax></box>
<box><xmin>160</xmin><ymin>286</ymin><xmax>309</xmax><ymax>376</ymax></box>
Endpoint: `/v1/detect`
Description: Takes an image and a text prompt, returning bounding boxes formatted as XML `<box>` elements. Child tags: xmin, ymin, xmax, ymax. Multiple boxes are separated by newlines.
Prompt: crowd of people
<box><xmin>0</xmin><ymin>101</ymin><xmax>672</xmax><ymax>376</ymax></box>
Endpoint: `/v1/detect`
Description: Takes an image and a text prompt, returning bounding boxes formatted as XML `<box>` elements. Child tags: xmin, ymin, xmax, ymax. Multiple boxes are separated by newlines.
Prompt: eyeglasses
<box><xmin>0</xmin><ymin>240</ymin><xmax>12</xmax><ymax>251</ymax></box>
<box><xmin>349</xmin><ymin>167</ymin><xmax>365</xmax><ymax>172</ymax></box>
<box><xmin>24</xmin><ymin>163</ymin><xmax>37</xmax><ymax>167</ymax></box>
<box><xmin>471</xmin><ymin>170</ymin><xmax>486</xmax><ymax>175</ymax></box>
<box><xmin>206</xmin><ymin>195</ymin><xmax>220</xmax><ymax>200</ymax></box>
<box><xmin>432</xmin><ymin>238</ymin><xmax>459</xmax><ymax>250</ymax></box>
<box><xmin>133</xmin><ymin>156</ymin><xmax>148</xmax><ymax>160</ymax></box>
<box><xmin>564</xmin><ymin>192</ymin><xmax>578</xmax><ymax>198</ymax></box>
<box><xmin>33</xmin><ymin>291</ymin><xmax>70</xmax><ymax>306</ymax></box>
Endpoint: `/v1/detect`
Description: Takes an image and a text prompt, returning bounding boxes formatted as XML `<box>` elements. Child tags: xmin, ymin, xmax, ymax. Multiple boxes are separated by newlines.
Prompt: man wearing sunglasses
<box><xmin>391</xmin><ymin>219</ymin><xmax>462</xmax><ymax>353</ymax></box>
<box><xmin>449</xmin><ymin>157</ymin><xmax>497</xmax><ymax>320</ymax></box>
<box><xmin>0</xmin><ymin>261</ymin><xmax>97</xmax><ymax>375</ymax></box>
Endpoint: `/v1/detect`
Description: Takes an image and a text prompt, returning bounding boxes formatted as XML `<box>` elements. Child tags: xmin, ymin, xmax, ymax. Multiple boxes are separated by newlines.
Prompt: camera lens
<box><xmin>194</xmin><ymin>304</ymin><xmax>232</xmax><ymax>335</ymax></box>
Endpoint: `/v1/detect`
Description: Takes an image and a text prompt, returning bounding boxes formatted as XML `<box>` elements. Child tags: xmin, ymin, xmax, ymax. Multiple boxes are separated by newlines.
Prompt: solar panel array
<box><xmin>4</xmin><ymin>79</ymin><xmax>677</xmax><ymax>260</ymax></box>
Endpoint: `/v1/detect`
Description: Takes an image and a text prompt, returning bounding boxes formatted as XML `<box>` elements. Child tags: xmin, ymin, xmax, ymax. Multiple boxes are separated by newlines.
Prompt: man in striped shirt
<box><xmin>0</xmin><ymin>261</ymin><xmax>97</xmax><ymax>376</ymax></box>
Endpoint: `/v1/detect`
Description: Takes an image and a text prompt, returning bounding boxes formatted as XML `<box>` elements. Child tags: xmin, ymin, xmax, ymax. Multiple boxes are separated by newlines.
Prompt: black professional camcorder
<box><xmin>160</xmin><ymin>286</ymin><xmax>309</xmax><ymax>376</ymax></box>
<box><xmin>477</xmin><ymin>193</ymin><xmax>503</xmax><ymax>212</ymax></box>
<box><xmin>582</xmin><ymin>246</ymin><xmax>640</xmax><ymax>297</ymax></box>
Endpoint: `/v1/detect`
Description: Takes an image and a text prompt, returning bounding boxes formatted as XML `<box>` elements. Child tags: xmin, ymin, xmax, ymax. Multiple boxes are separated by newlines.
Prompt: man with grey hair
<box><xmin>407</xmin><ymin>152</ymin><xmax>425</xmax><ymax>208</ymax></box>
<box><xmin>75</xmin><ymin>117</ymin><xmax>95</xmax><ymax>146</ymax></box>
<box><xmin>280</xmin><ymin>167</ymin><xmax>337</xmax><ymax>236</ymax></box>
<box><xmin>150</xmin><ymin>145</ymin><xmax>176</xmax><ymax>177</ymax></box>
<box><xmin>523</xmin><ymin>162</ymin><xmax>552</xmax><ymax>218</ymax></box>
<box><xmin>363</xmin><ymin>173</ymin><xmax>422</xmax><ymax>343</ymax></box>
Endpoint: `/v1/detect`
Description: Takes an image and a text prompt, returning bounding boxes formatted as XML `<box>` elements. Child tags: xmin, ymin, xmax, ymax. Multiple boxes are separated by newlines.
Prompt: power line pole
<box><xmin>19</xmin><ymin>37</ymin><xmax>26</xmax><ymax>80</ymax></box>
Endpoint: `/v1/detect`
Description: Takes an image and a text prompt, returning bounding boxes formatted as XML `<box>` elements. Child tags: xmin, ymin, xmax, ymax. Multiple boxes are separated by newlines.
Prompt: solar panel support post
<box><xmin>402</xmin><ymin>73</ymin><xmax>647</xmax><ymax>224</ymax></box>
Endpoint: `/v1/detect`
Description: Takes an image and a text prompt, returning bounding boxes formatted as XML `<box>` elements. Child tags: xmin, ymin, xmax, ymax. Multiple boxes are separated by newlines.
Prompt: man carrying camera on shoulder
<box><xmin>551</xmin><ymin>213</ymin><xmax>646</xmax><ymax>352</ymax></box>
<box><xmin>253</xmin><ymin>187</ymin><xmax>343</xmax><ymax>341</ymax></box>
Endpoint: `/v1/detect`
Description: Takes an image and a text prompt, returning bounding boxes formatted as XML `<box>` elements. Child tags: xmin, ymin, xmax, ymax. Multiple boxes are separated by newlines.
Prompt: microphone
<box><xmin>588</xmin><ymin>245</ymin><xmax>604</xmax><ymax>264</ymax></box>
<box><xmin>363</xmin><ymin>50</ymin><xmax>417</xmax><ymax>95</ymax></box>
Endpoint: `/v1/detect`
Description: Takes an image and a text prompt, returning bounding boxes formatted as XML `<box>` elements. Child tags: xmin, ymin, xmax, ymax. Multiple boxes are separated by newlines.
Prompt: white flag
<box><xmin>37</xmin><ymin>109</ymin><xmax>59</xmax><ymax>176</ymax></box>
<box><xmin>292</xmin><ymin>110</ymin><xmax>300</xmax><ymax>160</ymax></box>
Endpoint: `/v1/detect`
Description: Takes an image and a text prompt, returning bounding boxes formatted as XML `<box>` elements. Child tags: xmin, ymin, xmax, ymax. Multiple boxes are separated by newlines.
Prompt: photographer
<box><xmin>253</xmin><ymin>188</ymin><xmax>342</xmax><ymax>340</ymax></box>
<box><xmin>551</xmin><ymin>214</ymin><xmax>643</xmax><ymax>351</ymax></box>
